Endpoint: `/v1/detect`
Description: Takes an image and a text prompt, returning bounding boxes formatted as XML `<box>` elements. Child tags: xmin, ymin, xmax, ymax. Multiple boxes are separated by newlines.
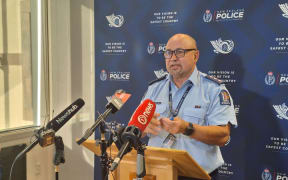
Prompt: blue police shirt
<box><xmin>142</xmin><ymin>67</ymin><xmax>237</xmax><ymax>173</ymax></box>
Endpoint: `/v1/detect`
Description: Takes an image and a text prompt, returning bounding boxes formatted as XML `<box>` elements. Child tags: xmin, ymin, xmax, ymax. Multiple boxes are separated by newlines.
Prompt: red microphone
<box><xmin>128</xmin><ymin>99</ymin><xmax>156</xmax><ymax>130</ymax></box>
<box><xmin>110</xmin><ymin>99</ymin><xmax>156</xmax><ymax>171</ymax></box>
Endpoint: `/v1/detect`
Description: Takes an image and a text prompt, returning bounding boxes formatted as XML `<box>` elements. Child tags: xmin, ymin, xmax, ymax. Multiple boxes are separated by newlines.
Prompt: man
<box><xmin>142</xmin><ymin>34</ymin><xmax>237</xmax><ymax>180</ymax></box>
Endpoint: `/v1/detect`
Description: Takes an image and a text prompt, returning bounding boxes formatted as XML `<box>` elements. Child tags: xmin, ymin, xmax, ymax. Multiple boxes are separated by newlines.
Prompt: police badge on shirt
<box><xmin>219</xmin><ymin>90</ymin><xmax>231</xmax><ymax>105</ymax></box>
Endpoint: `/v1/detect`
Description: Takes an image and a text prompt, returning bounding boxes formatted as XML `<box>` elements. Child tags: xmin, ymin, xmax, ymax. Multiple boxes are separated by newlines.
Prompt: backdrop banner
<box><xmin>94</xmin><ymin>1</ymin><xmax>288</xmax><ymax>179</ymax></box>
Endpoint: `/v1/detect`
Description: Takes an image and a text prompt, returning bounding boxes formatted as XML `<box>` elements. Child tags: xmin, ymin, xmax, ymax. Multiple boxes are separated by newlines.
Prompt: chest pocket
<box><xmin>155</xmin><ymin>103</ymin><xmax>168</xmax><ymax>116</ymax></box>
<box><xmin>183</xmin><ymin>108</ymin><xmax>206</xmax><ymax>125</ymax></box>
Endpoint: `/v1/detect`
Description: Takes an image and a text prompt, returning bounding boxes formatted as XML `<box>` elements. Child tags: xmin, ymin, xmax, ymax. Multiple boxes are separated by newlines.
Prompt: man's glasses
<box><xmin>164</xmin><ymin>48</ymin><xmax>197</xmax><ymax>59</ymax></box>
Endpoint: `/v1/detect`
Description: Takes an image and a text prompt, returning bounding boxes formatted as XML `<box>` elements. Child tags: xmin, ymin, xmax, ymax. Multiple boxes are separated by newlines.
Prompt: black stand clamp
<box><xmin>53</xmin><ymin>136</ymin><xmax>65</xmax><ymax>180</ymax></box>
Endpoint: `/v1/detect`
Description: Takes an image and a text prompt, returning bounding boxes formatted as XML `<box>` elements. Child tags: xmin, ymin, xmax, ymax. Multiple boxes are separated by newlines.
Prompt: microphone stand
<box><xmin>78</xmin><ymin>110</ymin><xmax>115</xmax><ymax>180</ymax></box>
<box><xmin>99</xmin><ymin>121</ymin><xmax>110</xmax><ymax>180</ymax></box>
<box><xmin>136</xmin><ymin>143</ymin><xmax>146</xmax><ymax>178</ymax></box>
<box><xmin>53</xmin><ymin>136</ymin><xmax>65</xmax><ymax>180</ymax></box>
<box><xmin>77</xmin><ymin>108</ymin><xmax>113</xmax><ymax>145</ymax></box>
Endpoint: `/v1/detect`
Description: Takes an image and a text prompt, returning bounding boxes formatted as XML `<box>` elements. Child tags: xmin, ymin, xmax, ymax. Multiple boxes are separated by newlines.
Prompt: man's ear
<box><xmin>195</xmin><ymin>50</ymin><xmax>200</xmax><ymax>62</ymax></box>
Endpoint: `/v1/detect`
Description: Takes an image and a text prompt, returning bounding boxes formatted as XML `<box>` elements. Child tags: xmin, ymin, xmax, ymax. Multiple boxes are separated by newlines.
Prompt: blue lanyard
<box><xmin>168</xmin><ymin>81</ymin><xmax>192</xmax><ymax>118</ymax></box>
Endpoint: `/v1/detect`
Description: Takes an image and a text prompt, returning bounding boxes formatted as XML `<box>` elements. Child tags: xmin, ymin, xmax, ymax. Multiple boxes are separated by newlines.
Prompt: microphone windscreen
<box><xmin>107</xmin><ymin>92</ymin><xmax>131</xmax><ymax>113</ymax></box>
<box><xmin>128</xmin><ymin>99</ymin><xmax>156</xmax><ymax>132</ymax></box>
<box><xmin>114</xmin><ymin>92</ymin><xmax>131</xmax><ymax>104</ymax></box>
<box><xmin>46</xmin><ymin>98</ymin><xmax>85</xmax><ymax>132</ymax></box>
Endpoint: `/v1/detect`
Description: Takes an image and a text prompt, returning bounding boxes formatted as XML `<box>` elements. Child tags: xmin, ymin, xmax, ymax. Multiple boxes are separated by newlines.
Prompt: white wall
<box><xmin>50</xmin><ymin>0</ymin><xmax>95</xmax><ymax>179</ymax></box>
<box><xmin>27</xmin><ymin>0</ymin><xmax>95</xmax><ymax>180</ymax></box>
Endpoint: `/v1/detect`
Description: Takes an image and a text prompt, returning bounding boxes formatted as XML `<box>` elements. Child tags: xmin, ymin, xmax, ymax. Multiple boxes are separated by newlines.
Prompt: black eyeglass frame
<box><xmin>163</xmin><ymin>48</ymin><xmax>197</xmax><ymax>59</ymax></box>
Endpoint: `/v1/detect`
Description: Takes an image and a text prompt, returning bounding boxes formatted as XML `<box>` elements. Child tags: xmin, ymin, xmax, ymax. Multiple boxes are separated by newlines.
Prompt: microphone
<box><xmin>16</xmin><ymin>98</ymin><xmax>85</xmax><ymax>160</ymax></box>
<box><xmin>106</xmin><ymin>89</ymin><xmax>131</xmax><ymax>113</ymax></box>
<box><xmin>110</xmin><ymin>99</ymin><xmax>156</xmax><ymax>171</ymax></box>
<box><xmin>107</xmin><ymin>126</ymin><xmax>126</xmax><ymax>150</ymax></box>
<box><xmin>77</xmin><ymin>90</ymin><xmax>131</xmax><ymax>145</ymax></box>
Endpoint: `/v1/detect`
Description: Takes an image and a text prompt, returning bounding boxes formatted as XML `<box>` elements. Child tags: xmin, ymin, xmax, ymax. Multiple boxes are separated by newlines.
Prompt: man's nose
<box><xmin>170</xmin><ymin>52</ymin><xmax>178</xmax><ymax>61</ymax></box>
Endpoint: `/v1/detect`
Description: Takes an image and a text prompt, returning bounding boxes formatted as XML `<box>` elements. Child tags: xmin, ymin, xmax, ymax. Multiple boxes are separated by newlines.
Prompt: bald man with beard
<box><xmin>141</xmin><ymin>34</ymin><xmax>237</xmax><ymax>180</ymax></box>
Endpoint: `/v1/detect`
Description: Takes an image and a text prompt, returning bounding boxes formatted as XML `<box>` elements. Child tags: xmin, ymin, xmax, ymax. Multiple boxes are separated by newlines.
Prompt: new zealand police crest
<box><xmin>261</xmin><ymin>169</ymin><xmax>272</xmax><ymax>180</ymax></box>
<box><xmin>106</xmin><ymin>14</ymin><xmax>124</xmax><ymax>27</ymax></box>
<box><xmin>100</xmin><ymin>70</ymin><xmax>108</xmax><ymax>81</ymax></box>
<box><xmin>265</xmin><ymin>72</ymin><xmax>275</xmax><ymax>85</ymax></box>
<box><xmin>147</xmin><ymin>42</ymin><xmax>156</xmax><ymax>54</ymax></box>
<box><xmin>203</xmin><ymin>10</ymin><xmax>212</xmax><ymax>22</ymax></box>
<box><xmin>210</xmin><ymin>38</ymin><xmax>234</xmax><ymax>54</ymax></box>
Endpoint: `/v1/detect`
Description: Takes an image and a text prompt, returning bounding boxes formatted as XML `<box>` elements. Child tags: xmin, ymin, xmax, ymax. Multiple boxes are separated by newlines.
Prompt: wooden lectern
<box><xmin>81</xmin><ymin>140</ymin><xmax>211</xmax><ymax>180</ymax></box>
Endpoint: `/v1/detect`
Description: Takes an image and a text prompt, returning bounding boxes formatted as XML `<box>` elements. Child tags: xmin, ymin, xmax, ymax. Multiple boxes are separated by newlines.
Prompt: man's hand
<box><xmin>160</xmin><ymin>116</ymin><xmax>188</xmax><ymax>134</ymax></box>
<box><xmin>143</xmin><ymin>113</ymin><xmax>162</xmax><ymax>136</ymax></box>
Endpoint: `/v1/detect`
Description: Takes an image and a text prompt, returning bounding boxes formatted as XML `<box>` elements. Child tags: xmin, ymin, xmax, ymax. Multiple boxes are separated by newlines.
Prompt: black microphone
<box><xmin>16</xmin><ymin>98</ymin><xmax>85</xmax><ymax>160</ymax></box>
<box><xmin>110</xmin><ymin>99</ymin><xmax>156</xmax><ymax>171</ymax></box>
<box><xmin>77</xmin><ymin>90</ymin><xmax>131</xmax><ymax>145</ymax></box>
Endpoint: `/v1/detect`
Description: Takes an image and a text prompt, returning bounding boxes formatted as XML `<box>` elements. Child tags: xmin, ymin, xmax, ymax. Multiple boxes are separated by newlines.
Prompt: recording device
<box><xmin>16</xmin><ymin>98</ymin><xmax>85</xmax><ymax>160</ymax></box>
<box><xmin>110</xmin><ymin>99</ymin><xmax>156</xmax><ymax>171</ymax></box>
<box><xmin>77</xmin><ymin>90</ymin><xmax>131</xmax><ymax>145</ymax></box>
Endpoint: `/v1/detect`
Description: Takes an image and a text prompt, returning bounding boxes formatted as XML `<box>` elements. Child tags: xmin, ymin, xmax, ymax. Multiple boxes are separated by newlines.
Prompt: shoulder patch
<box><xmin>148</xmin><ymin>75</ymin><xmax>167</xmax><ymax>86</ymax></box>
<box><xmin>205</xmin><ymin>75</ymin><xmax>223</xmax><ymax>85</ymax></box>
<box><xmin>219</xmin><ymin>90</ymin><xmax>231</xmax><ymax>106</ymax></box>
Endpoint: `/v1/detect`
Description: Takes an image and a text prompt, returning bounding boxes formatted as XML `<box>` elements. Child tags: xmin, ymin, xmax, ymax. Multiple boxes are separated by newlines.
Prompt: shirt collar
<box><xmin>189</xmin><ymin>66</ymin><xmax>199</xmax><ymax>86</ymax></box>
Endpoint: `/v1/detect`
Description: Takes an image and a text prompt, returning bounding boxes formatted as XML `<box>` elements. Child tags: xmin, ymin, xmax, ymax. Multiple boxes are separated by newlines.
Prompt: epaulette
<box><xmin>148</xmin><ymin>75</ymin><xmax>167</xmax><ymax>86</ymax></box>
<box><xmin>204</xmin><ymin>75</ymin><xmax>223</xmax><ymax>85</ymax></box>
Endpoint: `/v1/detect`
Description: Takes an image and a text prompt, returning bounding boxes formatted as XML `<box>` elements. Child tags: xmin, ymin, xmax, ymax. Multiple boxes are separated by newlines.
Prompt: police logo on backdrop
<box><xmin>203</xmin><ymin>10</ymin><xmax>212</xmax><ymax>22</ymax></box>
<box><xmin>265</xmin><ymin>72</ymin><xmax>288</xmax><ymax>86</ymax></box>
<box><xmin>158</xmin><ymin>44</ymin><xmax>166</xmax><ymax>53</ymax></box>
<box><xmin>265</xmin><ymin>72</ymin><xmax>276</xmax><ymax>85</ymax></box>
<box><xmin>279</xmin><ymin>3</ymin><xmax>288</xmax><ymax>18</ymax></box>
<box><xmin>273</xmin><ymin>103</ymin><xmax>288</xmax><ymax>120</ymax></box>
<box><xmin>261</xmin><ymin>169</ymin><xmax>272</xmax><ymax>180</ymax></box>
<box><xmin>106</xmin><ymin>14</ymin><xmax>124</xmax><ymax>27</ymax></box>
<box><xmin>100</xmin><ymin>70</ymin><xmax>130</xmax><ymax>81</ymax></box>
<box><xmin>203</xmin><ymin>9</ymin><xmax>244</xmax><ymax>22</ymax></box>
<box><xmin>147</xmin><ymin>42</ymin><xmax>166</xmax><ymax>55</ymax></box>
<box><xmin>275</xmin><ymin>173</ymin><xmax>288</xmax><ymax>180</ymax></box>
<box><xmin>147</xmin><ymin>42</ymin><xmax>156</xmax><ymax>54</ymax></box>
<box><xmin>100</xmin><ymin>70</ymin><xmax>108</xmax><ymax>81</ymax></box>
<box><xmin>211</xmin><ymin>38</ymin><xmax>234</xmax><ymax>54</ymax></box>
<box><xmin>261</xmin><ymin>168</ymin><xmax>288</xmax><ymax>180</ymax></box>
<box><xmin>278</xmin><ymin>74</ymin><xmax>288</xmax><ymax>85</ymax></box>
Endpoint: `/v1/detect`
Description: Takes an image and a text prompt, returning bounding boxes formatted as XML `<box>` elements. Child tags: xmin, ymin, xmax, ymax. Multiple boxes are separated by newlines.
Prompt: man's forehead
<box><xmin>166</xmin><ymin>35</ymin><xmax>196</xmax><ymax>49</ymax></box>
<box><xmin>166</xmin><ymin>40</ymin><xmax>195</xmax><ymax>49</ymax></box>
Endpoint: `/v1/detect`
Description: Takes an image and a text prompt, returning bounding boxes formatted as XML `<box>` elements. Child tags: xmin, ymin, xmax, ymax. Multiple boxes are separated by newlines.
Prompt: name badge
<box><xmin>162</xmin><ymin>134</ymin><xmax>176</xmax><ymax>148</ymax></box>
